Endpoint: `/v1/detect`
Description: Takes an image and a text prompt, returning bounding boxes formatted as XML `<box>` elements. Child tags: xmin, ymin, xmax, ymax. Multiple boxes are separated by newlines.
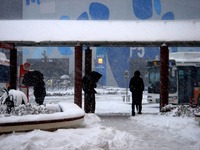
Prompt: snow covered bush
<box><xmin>0</xmin><ymin>103</ymin><xmax>60</xmax><ymax>116</ymax></box>
<box><xmin>160</xmin><ymin>104</ymin><xmax>200</xmax><ymax>118</ymax></box>
<box><xmin>160</xmin><ymin>104</ymin><xmax>174</xmax><ymax>112</ymax></box>
<box><xmin>174</xmin><ymin>105</ymin><xmax>200</xmax><ymax>117</ymax></box>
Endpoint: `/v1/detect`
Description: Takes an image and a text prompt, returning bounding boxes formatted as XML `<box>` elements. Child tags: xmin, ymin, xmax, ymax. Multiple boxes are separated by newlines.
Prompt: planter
<box><xmin>0</xmin><ymin>103</ymin><xmax>85</xmax><ymax>134</ymax></box>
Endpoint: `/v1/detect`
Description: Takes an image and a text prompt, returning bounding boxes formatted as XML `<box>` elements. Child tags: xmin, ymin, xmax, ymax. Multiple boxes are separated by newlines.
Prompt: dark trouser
<box><xmin>35</xmin><ymin>97</ymin><xmax>45</xmax><ymax>105</ymax></box>
<box><xmin>84</xmin><ymin>92</ymin><xmax>96</xmax><ymax>113</ymax></box>
<box><xmin>132</xmin><ymin>94</ymin><xmax>142</xmax><ymax>113</ymax></box>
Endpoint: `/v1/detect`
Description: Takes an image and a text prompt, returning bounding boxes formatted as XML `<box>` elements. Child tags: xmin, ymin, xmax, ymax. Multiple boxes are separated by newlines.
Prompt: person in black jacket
<box><xmin>129</xmin><ymin>70</ymin><xmax>144</xmax><ymax>116</ymax></box>
<box><xmin>82</xmin><ymin>71</ymin><xmax>102</xmax><ymax>113</ymax></box>
<box><xmin>23</xmin><ymin>70</ymin><xmax>46</xmax><ymax>105</ymax></box>
<box><xmin>82</xmin><ymin>73</ymin><xmax>97</xmax><ymax>113</ymax></box>
<box><xmin>82</xmin><ymin>74</ymin><xmax>97</xmax><ymax>113</ymax></box>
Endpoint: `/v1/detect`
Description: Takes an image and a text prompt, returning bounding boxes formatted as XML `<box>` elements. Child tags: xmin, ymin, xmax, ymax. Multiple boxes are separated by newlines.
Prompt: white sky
<box><xmin>0</xmin><ymin>88</ymin><xmax>200</xmax><ymax>150</ymax></box>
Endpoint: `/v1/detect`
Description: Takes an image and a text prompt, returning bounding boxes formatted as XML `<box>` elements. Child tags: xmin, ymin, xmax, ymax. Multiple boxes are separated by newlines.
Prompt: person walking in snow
<box><xmin>129</xmin><ymin>70</ymin><xmax>144</xmax><ymax>116</ymax></box>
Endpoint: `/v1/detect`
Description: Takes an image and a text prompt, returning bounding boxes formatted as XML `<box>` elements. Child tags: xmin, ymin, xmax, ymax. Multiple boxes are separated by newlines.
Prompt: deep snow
<box><xmin>0</xmin><ymin>87</ymin><xmax>200</xmax><ymax>150</ymax></box>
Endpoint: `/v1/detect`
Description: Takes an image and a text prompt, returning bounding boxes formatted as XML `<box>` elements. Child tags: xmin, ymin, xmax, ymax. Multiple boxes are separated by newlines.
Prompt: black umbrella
<box><xmin>82</xmin><ymin>71</ymin><xmax>102</xmax><ymax>94</ymax></box>
<box><xmin>22</xmin><ymin>70</ymin><xmax>44</xmax><ymax>86</ymax></box>
<box><xmin>88</xmin><ymin>71</ymin><xmax>102</xmax><ymax>83</ymax></box>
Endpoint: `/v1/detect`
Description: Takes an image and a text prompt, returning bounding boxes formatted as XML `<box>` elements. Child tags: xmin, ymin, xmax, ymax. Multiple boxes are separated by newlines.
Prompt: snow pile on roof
<box><xmin>0</xmin><ymin>20</ymin><xmax>200</xmax><ymax>46</ymax></box>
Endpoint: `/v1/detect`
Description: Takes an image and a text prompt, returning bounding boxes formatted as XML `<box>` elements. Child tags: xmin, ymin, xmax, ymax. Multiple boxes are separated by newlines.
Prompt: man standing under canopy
<box><xmin>129</xmin><ymin>70</ymin><xmax>144</xmax><ymax>116</ymax></box>
<box><xmin>22</xmin><ymin>70</ymin><xmax>46</xmax><ymax>105</ymax></box>
<box><xmin>82</xmin><ymin>71</ymin><xmax>102</xmax><ymax>113</ymax></box>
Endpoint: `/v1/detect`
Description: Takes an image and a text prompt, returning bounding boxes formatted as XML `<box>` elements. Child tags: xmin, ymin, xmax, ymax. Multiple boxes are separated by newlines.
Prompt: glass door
<box><xmin>178</xmin><ymin>66</ymin><xmax>195</xmax><ymax>104</ymax></box>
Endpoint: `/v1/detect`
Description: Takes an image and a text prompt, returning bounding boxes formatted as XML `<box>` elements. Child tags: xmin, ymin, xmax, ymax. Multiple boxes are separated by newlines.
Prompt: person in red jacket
<box><xmin>129</xmin><ymin>70</ymin><xmax>144</xmax><ymax>116</ymax></box>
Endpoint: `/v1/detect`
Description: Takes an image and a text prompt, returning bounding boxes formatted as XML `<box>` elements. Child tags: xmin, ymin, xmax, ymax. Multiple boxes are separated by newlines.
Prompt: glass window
<box><xmin>168</xmin><ymin>69</ymin><xmax>177</xmax><ymax>93</ymax></box>
<box><xmin>148</xmin><ymin>67</ymin><xmax>177</xmax><ymax>94</ymax></box>
<box><xmin>148</xmin><ymin>67</ymin><xmax>160</xmax><ymax>93</ymax></box>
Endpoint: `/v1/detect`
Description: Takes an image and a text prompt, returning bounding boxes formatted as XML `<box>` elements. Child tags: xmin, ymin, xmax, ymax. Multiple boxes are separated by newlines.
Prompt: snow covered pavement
<box><xmin>100</xmin><ymin>115</ymin><xmax>197</xmax><ymax>150</ymax></box>
<box><xmin>0</xmin><ymin>88</ymin><xmax>200</xmax><ymax>149</ymax></box>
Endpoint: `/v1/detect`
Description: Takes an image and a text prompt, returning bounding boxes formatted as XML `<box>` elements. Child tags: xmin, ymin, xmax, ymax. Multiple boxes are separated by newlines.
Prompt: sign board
<box><xmin>124</xmin><ymin>70</ymin><xmax>129</xmax><ymax>79</ymax></box>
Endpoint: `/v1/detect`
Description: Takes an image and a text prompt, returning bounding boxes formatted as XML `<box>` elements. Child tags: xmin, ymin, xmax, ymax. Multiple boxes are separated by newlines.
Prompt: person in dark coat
<box><xmin>82</xmin><ymin>71</ymin><xmax>102</xmax><ymax>113</ymax></box>
<box><xmin>23</xmin><ymin>70</ymin><xmax>46</xmax><ymax>105</ymax></box>
<box><xmin>129</xmin><ymin>70</ymin><xmax>144</xmax><ymax>116</ymax></box>
<box><xmin>33</xmin><ymin>80</ymin><xmax>46</xmax><ymax>105</ymax></box>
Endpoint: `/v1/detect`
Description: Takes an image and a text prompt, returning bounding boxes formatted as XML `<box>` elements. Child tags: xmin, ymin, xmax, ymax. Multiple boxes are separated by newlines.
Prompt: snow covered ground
<box><xmin>0</xmin><ymin>87</ymin><xmax>200</xmax><ymax>150</ymax></box>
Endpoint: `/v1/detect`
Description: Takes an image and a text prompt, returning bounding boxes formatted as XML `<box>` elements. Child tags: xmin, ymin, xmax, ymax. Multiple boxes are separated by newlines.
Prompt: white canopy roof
<box><xmin>0</xmin><ymin>20</ymin><xmax>200</xmax><ymax>47</ymax></box>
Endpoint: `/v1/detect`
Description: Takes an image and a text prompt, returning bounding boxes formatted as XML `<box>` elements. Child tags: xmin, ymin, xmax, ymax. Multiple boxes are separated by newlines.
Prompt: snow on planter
<box><xmin>0</xmin><ymin>102</ymin><xmax>85</xmax><ymax>134</ymax></box>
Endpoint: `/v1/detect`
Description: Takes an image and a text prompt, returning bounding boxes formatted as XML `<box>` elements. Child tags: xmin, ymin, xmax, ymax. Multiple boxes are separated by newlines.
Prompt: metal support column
<box><xmin>74</xmin><ymin>45</ymin><xmax>83</xmax><ymax>108</ymax></box>
<box><xmin>160</xmin><ymin>44</ymin><xmax>169</xmax><ymax>111</ymax></box>
<box><xmin>84</xmin><ymin>48</ymin><xmax>92</xmax><ymax>112</ymax></box>
<box><xmin>10</xmin><ymin>47</ymin><xmax>17</xmax><ymax>90</ymax></box>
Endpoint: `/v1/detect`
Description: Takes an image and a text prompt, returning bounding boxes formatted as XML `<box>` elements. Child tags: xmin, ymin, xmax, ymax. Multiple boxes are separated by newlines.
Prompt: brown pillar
<box><xmin>74</xmin><ymin>45</ymin><xmax>82</xmax><ymax>108</ymax></box>
<box><xmin>10</xmin><ymin>48</ymin><xmax>17</xmax><ymax>90</ymax></box>
<box><xmin>84</xmin><ymin>48</ymin><xmax>92</xmax><ymax>112</ymax></box>
<box><xmin>160</xmin><ymin>44</ymin><xmax>169</xmax><ymax>111</ymax></box>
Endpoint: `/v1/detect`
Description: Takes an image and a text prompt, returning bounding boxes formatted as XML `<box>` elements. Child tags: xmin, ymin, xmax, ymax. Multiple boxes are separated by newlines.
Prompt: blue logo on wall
<box><xmin>89</xmin><ymin>2</ymin><xmax>109</xmax><ymax>20</ymax></box>
<box><xmin>132</xmin><ymin>0</ymin><xmax>174</xmax><ymax>20</ymax></box>
<box><xmin>132</xmin><ymin>0</ymin><xmax>153</xmax><ymax>19</ymax></box>
<box><xmin>26</xmin><ymin>0</ymin><xmax>40</xmax><ymax>5</ymax></box>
